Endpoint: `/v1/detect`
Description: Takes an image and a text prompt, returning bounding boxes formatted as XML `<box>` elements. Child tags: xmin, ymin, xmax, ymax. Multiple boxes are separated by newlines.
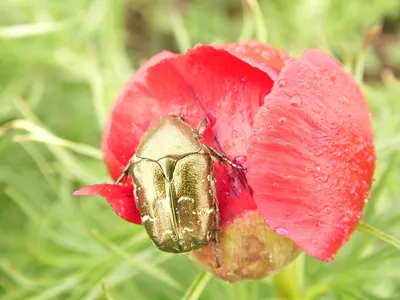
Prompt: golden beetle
<box><xmin>116</xmin><ymin>115</ymin><xmax>244</xmax><ymax>267</ymax></box>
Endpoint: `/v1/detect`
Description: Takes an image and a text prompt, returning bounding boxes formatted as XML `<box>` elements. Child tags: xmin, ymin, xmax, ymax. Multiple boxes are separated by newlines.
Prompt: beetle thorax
<box><xmin>135</xmin><ymin>116</ymin><xmax>202</xmax><ymax>161</ymax></box>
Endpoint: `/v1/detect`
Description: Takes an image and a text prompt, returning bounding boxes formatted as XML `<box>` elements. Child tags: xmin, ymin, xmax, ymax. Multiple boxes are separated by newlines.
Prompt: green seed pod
<box><xmin>191</xmin><ymin>211</ymin><xmax>301</xmax><ymax>282</ymax></box>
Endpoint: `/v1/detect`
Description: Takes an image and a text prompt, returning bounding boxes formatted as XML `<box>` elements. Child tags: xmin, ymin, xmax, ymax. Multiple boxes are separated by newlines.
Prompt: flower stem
<box><xmin>354</xmin><ymin>26</ymin><xmax>381</xmax><ymax>83</ymax></box>
<box><xmin>273</xmin><ymin>254</ymin><xmax>304</xmax><ymax>300</ymax></box>
<box><xmin>357</xmin><ymin>221</ymin><xmax>400</xmax><ymax>250</ymax></box>
<box><xmin>246</xmin><ymin>0</ymin><xmax>267</xmax><ymax>43</ymax></box>
<box><xmin>182</xmin><ymin>271</ymin><xmax>212</xmax><ymax>300</ymax></box>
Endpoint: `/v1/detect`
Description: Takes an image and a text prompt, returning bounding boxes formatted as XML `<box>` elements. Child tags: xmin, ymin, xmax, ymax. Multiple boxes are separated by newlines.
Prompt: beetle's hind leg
<box><xmin>116</xmin><ymin>160</ymin><xmax>134</xmax><ymax>184</ymax></box>
<box><xmin>206</xmin><ymin>146</ymin><xmax>246</xmax><ymax>171</ymax></box>
<box><xmin>214</xmin><ymin>201</ymin><xmax>221</xmax><ymax>268</ymax></box>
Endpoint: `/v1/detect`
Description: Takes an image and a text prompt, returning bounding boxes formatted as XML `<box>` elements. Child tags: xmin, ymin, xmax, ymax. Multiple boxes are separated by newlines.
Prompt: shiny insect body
<box><xmin>116</xmin><ymin>115</ymin><xmax>244</xmax><ymax>266</ymax></box>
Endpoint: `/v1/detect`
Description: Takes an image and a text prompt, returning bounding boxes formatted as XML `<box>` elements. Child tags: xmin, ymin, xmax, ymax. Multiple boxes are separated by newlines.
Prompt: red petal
<box><xmin>247</xmin><ymin>50</ymin><xmax>375</xmax><ymax>261</ymax></box>
<box><xmin>102</xmin><ymin>46</ymin><xmax>274</xmax><ymax>226</ymax></box>
<box><xmin>214</xmin><ymin>40</ymin><xmax>290</xmax><ymax>79</ymax></box>
<box><xmin>102</xmin><ymin>50</ymin><xmax>177</xmax><ymax>182</ymax></box>
<box><xmin>73</xmin><ymin>184</ymin><xmax>141</xmax><ymax>224</ymax></box>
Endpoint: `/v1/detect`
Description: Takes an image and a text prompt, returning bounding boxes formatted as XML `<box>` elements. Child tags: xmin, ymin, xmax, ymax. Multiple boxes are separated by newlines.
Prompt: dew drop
<box><xmin>289</xmin><ymin>94</ymin><xmax>302</xmax><ymax>107</ymax></box>
<box><xmin>267</xmin><ymin>124</ymin><xmax>274</xmax><ymax>130</ymax></box>
<box><xmin>278</xmin><ymin>116</ymin><xmax>287</xmax><ymax>125</ymax></box>
<box><xmin>272</xmin><ymin>182</ymin><xmax>279</xmax><ymax>187</ymax></box>
<box><xmin>314</xmin><ymin>220</ymin><xmax>322</xmax><ymax>227</ymax></box>
<box><xmin>277</xmin><ymin>78</ymin><xmax>287</xmax><ymax>87</ymax></box>
<box><xmin>284</xmin><ymin>211</ymin><xmax>289</xmax><ymax>217</ymax></box>
<box><xmin>240</xmin><ymin>76</ymin><xmax>246</xmax><ymax>83</ymax></box>
<box><xmin>232</xmin><ymin>130</ymin><xmax>238</xmax><ymax>138</ymax></box>
<box><xmin>312</xmin><ymin>239</ymin><xmax>318</xmax><ymax>245</ymax></box>
<box><xmin>307</xmin><ymin>213</ymin><xmax>313</xmax><ymax>219</ymax></box>
<box><xmin>313</xmin><ymin>72</ymin><xmax>321</xmax><ymax>79</ymax></box>
<box><xmin>121</xmin><ymin>207</ymin><xmax>125</xmax><ymax>213</ymax></box>
<box><xmin>234</xmin><ymin>45</ymin><xmax>247</xmax><ymax>54</ymax></box>
<box><xmin>329</xmin><ymin>70</ymin><xmax>337</xmax><ymax>81</ymax></box>
<box><xmin>325</xmin><ymin>254</ymin><xmax>335</xmax><ymax>262</ymax></box>
<box><xmin>324</xmin><ymin>206</ymin><xmax>332</xmax><ymax>214</ymax></box>
<box><xmin>234</xmin><ymin>155</ymin><xmax>247</xmax><ymax>165</ymax></box>
<box><xmin>276</xmin><ymin>227</ymin><xmax>288</xmax><ymax>237</ymax></box>
<box><xmin>118</xmin><ymin>200</ymin><xmax>124</xmax><ymax>205</ymax></box>
<box><xmin>300</xmin><ymin>82</ymin><xmax>310</xmax><ymax>88</ymax></box>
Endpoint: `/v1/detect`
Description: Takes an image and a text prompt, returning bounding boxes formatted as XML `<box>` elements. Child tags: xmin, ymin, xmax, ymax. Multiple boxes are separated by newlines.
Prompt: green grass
<box><xmin>1</xmin><ymin>0</ymin><xmax>400</xmax><ymax>299</ymax></box>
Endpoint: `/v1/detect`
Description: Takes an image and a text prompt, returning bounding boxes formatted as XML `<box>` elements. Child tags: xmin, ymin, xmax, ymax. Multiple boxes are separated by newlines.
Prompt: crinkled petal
<box><xmin>214</xmin><ymin>40</ymin><xmax>290</xmax><ymax>79</ymax></box>
<box><xmin>247</xmin><ymin>50</ymin><xmax>375</xmax><ymax>261</ymax></box>
<box><xmin>73</xmin><ymin>184</ymin><xmax>141</xmax><ymax>224</ymax></box>
<box><xmin>102</xmin><ymin>45</ymin><xmax>275</xmax><ymax>226</ymax></box>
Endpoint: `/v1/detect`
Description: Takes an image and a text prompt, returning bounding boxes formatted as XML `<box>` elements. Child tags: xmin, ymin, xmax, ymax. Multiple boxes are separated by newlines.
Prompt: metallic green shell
<box><xmin>131</xmin><ymin>116</ymin><xmax>218</xmax><ymax>253</ymax></box>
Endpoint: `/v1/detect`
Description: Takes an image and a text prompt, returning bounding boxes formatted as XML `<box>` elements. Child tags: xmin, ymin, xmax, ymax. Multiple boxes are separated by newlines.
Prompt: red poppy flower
<box><xmin>74</xmin><ymin>41</ymin><xmax>375</xmax><ymax>266</ymax></box>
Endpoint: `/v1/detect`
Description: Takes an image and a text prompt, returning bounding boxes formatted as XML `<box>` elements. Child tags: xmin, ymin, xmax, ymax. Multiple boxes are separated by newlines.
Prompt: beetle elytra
<box><xmin>116</xmin><ymin>115</ymin><xmax>245</xmax><ymax>267</ymax></box>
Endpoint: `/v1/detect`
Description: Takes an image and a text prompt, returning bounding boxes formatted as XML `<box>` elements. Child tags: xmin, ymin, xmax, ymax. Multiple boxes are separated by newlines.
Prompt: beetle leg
<box><xmin>214</xmin><ymin>201</ymin><xmax>221</xmax><ymax>268</ymax></box>
<box><xmin>196</xmin><ymin>118</ymin><xmax>208</xmax><ymax>137</ymax></box>
<box><xmin>206</xmin><ymin>146</ymin><xmax>246</xmax><ymax>171</ymax></box>
<box><xmin>116</xmin><ymin>160</ymin><xmax>133</xmax><ymax>184</ymax></box>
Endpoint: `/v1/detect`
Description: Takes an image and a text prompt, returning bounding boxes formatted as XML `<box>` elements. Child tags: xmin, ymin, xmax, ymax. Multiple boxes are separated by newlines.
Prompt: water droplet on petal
<box><xmin>325</xmin><ymin>254</ymin><xmax>335</xmax><ymax>262</ymax></box>
<box><xmin>277</xmin><ymin>78</ymin><xmax>287</xmax><ymax>87</ymax></box>
<box><xmin>232</xmin><ymin>130</ymin><xmax>238</xmax><ymax>138</ymax></box>
<box><xmin>284</xmin><ymin>211</ymin><xmax>289</xmax><ymax>217</ymax></box>
<box><xmin>313</xmin><ymin>72</ymin><xmax>321</xmax><ymax>79</ymax></box>
<box><xmin>272</xmin><ymin>182</ymin><xmax>279</xmax><ymax>187</ymax></box>
<box><xmin>330</xmin><ymin>70</ymin><xmax>337</xmax><ymax>81</ymax></box>
<box><xmin>276</xmin><ymin>227</ymin><xmax>288</xmax><ymax>237</ymax></box>
<box><xmin>234</xmin><ymin>155</ymin><xmax>247</xmax><ymax>165</ymax></box>
<box><xmin>312</xmin><ymin>239</ymin><xmax>318</xmax><ymax>245</ymax></box>
<box><xmin>324</xmin><ymin>206</ymin><xmax>332</xmax><ymax>214</ymax></box>
<box><xmin>278</xmin><ymin>116</ymin><xmax>287</xmax><ymax>125</ymax></box>
<box><xmin>289</xmin><ymin>94</ymin><xmax>302</xmax><ymax>107</ymax></box>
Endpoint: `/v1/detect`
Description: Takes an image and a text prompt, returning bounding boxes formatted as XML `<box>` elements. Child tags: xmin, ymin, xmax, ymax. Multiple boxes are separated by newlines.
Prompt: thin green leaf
<box><xmin>357</xmin><ymin>222</ymin><xmax>400</xmax><ymax>250</ymax></box>
<box><xmin>181</xmin><ymin>271</ymin><xmax>212</xmax><ymax>300</ymax></box>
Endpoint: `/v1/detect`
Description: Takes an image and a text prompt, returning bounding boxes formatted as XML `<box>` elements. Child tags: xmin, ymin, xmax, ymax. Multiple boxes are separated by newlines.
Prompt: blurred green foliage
<box><xmin>1</xmin><ymin>0</ymin><xmax>400</xmax><ymax>299</ymax></box>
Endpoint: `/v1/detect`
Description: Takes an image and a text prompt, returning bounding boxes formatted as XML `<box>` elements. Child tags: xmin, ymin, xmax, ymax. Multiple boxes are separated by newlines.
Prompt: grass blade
<box><xmin>181</xmin><ymin>271</ymin><xmax>212</xmax><ymax>300</ymax></box>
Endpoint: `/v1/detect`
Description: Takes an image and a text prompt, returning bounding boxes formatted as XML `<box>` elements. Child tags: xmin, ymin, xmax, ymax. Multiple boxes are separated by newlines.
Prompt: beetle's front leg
<box><xmin>196</xmin><ymin>118</ymin><xmax>208</xmax><ymax>138</ymax></box>
<box><xmin>206</xmin><ymin>146</ymin><xmax>246</xmax><ymax>171</ymax></box>
<box><xmin>116</xmin><ymin>160</ymin><xmax>134</xmax><ymax>184</ymax></box>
